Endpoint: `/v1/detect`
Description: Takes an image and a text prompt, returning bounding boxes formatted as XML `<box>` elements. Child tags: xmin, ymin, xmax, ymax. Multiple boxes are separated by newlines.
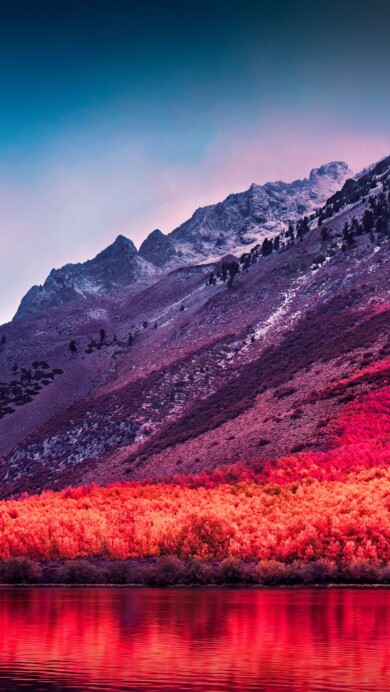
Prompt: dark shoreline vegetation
<box><xmin>2</xmin><ymin>557</ymin><xmax>390</xmax><ymax>586</ymax></box>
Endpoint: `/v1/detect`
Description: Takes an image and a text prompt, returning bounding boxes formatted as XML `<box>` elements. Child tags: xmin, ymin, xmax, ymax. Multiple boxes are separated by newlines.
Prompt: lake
<box><xmin>0</xmin><ymin>588</ymin><xmax>389</xmax><ymax>691</ymax></box>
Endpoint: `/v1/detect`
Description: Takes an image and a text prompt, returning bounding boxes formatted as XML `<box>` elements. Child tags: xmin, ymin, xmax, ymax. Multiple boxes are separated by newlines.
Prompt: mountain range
<box><xmin>14</xmin><ymin>161</ymin><xmax>351</xmax><ymax>319</ymax></box>
<box><xmin>0</xmin><ymin>154</ymin><xmax>389</xmax><ymax>499</ymax></box>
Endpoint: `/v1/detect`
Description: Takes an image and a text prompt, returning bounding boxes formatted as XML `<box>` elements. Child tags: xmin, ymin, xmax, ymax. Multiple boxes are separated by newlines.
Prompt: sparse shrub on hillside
<box><xmin>125</xmin><ymin>296</ymin><xmax>390</xmax><ymax>463</ymax></box>
<box><xmin>0</xmin><ymin>361</ymin><xmax>64</xmax><ymax>419</ymax></box>
<box><xmin>274</xmin><ymin>386</ymin><xmax>297</xmax><ymax>399</ymax></box>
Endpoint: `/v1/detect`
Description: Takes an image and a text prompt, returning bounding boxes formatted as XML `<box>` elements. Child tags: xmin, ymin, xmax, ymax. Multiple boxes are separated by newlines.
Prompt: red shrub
<box><xmin>0</xmin><ymin>365</ymin><xmax>389</xmax><ymax>565</ymax></box>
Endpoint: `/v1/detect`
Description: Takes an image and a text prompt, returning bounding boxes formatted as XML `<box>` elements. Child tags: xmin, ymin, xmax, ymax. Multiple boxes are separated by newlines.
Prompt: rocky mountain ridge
<box><xmin>14</xmin><ymin>234</ymin><xmax>159</xmax><ymax>320</ymax></box>
<box><xmin>14</xmin><ymin>161</ymin><xmax>351</xmax><ymax>320</ymax></box>
<box><xmin>163</xmin><ymin>161</ymin><xmax>352</xmax><ymax>264</ymax></box>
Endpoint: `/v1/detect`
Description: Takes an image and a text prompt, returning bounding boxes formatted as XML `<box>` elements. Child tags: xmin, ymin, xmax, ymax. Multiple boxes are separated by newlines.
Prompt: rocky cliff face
<box><xmin>163</xmin><ymin>161</ymin><xmax>352</xmax><ymax>264</ymax></box>
<box><xmin>13</xmin><ymin>161</ymin><xmax>352</xmax><ymax>319</ymax></box>
<box><xmin>139</xmin><ymin>229</ymin><xmax>177</xmax><ymax>267</ymax></box>
<box><xmin>14</xmin><ymin>235</ymin><xmax>159</xmax><ymax>320</ymax></box>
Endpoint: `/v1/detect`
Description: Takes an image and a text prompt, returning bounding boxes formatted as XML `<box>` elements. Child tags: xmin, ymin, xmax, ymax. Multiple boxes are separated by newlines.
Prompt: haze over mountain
<box><xmin>14</xmin><ymin>161</ymin><xmax>351</xmax><ymax>319</ymax></box>
<box><xmin>0</xmin><ymin>154</ymin><xmax>389</xmax><ymax>498</ymax></box>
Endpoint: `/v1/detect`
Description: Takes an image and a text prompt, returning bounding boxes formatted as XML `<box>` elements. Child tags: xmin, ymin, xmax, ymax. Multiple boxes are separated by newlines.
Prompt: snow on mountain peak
<box><xmin>165</xmin><ymin>161</ymin><xmax>353</xmax><ymax>265</ymax></box>
<box><xmin>13</xmin><ymin>160</ymin><xmax>354</xmax><ymax>319</ymax></box>
<box><xmin>309</xmin><ymin>161</ymin><xmax>351</xmax><ymax>180</ymax></box>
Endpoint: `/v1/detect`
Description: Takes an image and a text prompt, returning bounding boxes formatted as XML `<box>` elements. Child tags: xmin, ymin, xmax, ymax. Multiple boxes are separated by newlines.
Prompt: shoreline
<box><xmin>1</xmin><ymin>582</ymin><xmax>390</xmax><ymax>589</ymax></box>
<box><xmin>2</xmin><ymin>556</ymin><xmax>390</xmax><ymax>587</ymax></box>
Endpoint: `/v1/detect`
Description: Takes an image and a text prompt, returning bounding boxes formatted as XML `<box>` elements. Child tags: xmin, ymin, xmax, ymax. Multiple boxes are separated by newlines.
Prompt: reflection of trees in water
<box><xmin>0</xmin><ymin>589</ymin><xmax>390</xmax><ymax>689</ymax></box>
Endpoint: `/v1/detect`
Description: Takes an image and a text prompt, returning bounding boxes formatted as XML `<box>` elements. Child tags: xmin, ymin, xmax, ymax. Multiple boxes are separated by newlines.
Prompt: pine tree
<box><xmin>362</xmin><ymin>209</ymin><xmax>374</xmax><ymax>233</ymax></box>
<box><xmin>321</xmin><ymin>227</ymin><xmax>330</xmax><ymax>241</ymax></box>
<box><xmin>287</xmin><ymin>223</ymin><xmax>295</xmax><ymax>240</ymax></box>
<box><xmin>262</xmin><ymin>237</ymin><xmax>273</xmax><ymax>257</ymax></box>
<box><xmin>351</xmin><ymin>217</ymin><xmax>361</xmax><ymax>235</ymax></box>
<box><xmin>342</xmin><ymin>222</ymin><xmax>354</xmax><ymax>246</ymax></box>
<box><xmin>227</xmin><ymin>261</ymin><xmax>240</xmax><ymax>288</ymax></box>
<box><xmin>297</xmin><ymin>217</ymin><xmax>310</xmax><ymax>239</ymax></box>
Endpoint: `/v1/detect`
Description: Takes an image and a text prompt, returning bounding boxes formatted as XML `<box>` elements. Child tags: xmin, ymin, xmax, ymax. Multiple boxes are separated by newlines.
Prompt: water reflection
<box><xmin>0</xmin><ymin>588</ymin><xmax>389</xmax><ymax>690</ymax></box>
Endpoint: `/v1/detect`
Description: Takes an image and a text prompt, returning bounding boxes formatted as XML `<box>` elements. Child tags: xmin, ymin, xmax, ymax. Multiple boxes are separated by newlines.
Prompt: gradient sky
<box><xmin>1</xmin><ymin>0</ymin><xmax>390</xmax><ymax>324</ymax></box>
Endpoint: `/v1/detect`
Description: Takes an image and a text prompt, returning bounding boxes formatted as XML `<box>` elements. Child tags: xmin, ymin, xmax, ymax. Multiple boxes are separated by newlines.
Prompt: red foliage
<box><xmin>1</xmin><ymin>373</ymin><xmax>390</xmax><ymax>565</ymax></box>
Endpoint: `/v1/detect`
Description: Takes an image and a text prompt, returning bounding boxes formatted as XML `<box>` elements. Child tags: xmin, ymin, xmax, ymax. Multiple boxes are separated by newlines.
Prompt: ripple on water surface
<box><xmin>0</xmin><ymin>588</ymin><xmax>389</xmax><ymax>691</ymax></box>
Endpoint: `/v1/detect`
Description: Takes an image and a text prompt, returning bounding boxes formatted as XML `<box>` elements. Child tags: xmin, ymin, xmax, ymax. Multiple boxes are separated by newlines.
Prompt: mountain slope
<box><xmin>0</xmin><ymin>155</ymin><xmax>388</xmax><ymax>498</ymax></box>
<box><xmin>14</xmin><ymin>161</ymin><xmax>352</xmax><ymax>319</ymax></box>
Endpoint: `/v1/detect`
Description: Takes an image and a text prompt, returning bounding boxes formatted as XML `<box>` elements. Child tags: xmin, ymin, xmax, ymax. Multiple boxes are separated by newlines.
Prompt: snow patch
<box><xmin>87</xmin><ymin>308</ymin><xmax>109</xmax><ymax>320</ymax></box>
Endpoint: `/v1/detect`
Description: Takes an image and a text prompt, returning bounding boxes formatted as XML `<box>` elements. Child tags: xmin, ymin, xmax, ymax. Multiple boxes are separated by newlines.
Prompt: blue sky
<box><xmin>1</xmin><ymin>0</ymin><xmax>390</xmax><ymax>323</ymax></box>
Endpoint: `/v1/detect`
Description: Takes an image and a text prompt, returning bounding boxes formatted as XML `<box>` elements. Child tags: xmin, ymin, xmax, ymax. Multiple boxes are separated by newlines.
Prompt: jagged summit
<box><xmin>13</xmin><ymin>160</ymin><xmax>352</xmax><ymax>319</ymax></box>
<box><xmin>166</xmin><ymin>161</ymin><xmax>352</xmax><ymax>264</ymax></box>
<box><xmin>309</xmin><ymin>161</ymin><xmax>350</xmax><ymax>179</ymax></box>
<box><xmin>94</xmin><ymin>234</ymin><xmax>137</xmax><ymax>261</ymax></box>
<box><xmin>110</xmin><ymin>233</ymin><xmax>136</xmax><ymax>248</ymax></box>
<box><xmin>14</xmin><ymin>234</ymin><xmax>158</xmax><ymax>320</ymax></box>
<box><xmin>139</xmin><ymin>229</ymin><xmax>177</xmax><ymax>267</ymax></box>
